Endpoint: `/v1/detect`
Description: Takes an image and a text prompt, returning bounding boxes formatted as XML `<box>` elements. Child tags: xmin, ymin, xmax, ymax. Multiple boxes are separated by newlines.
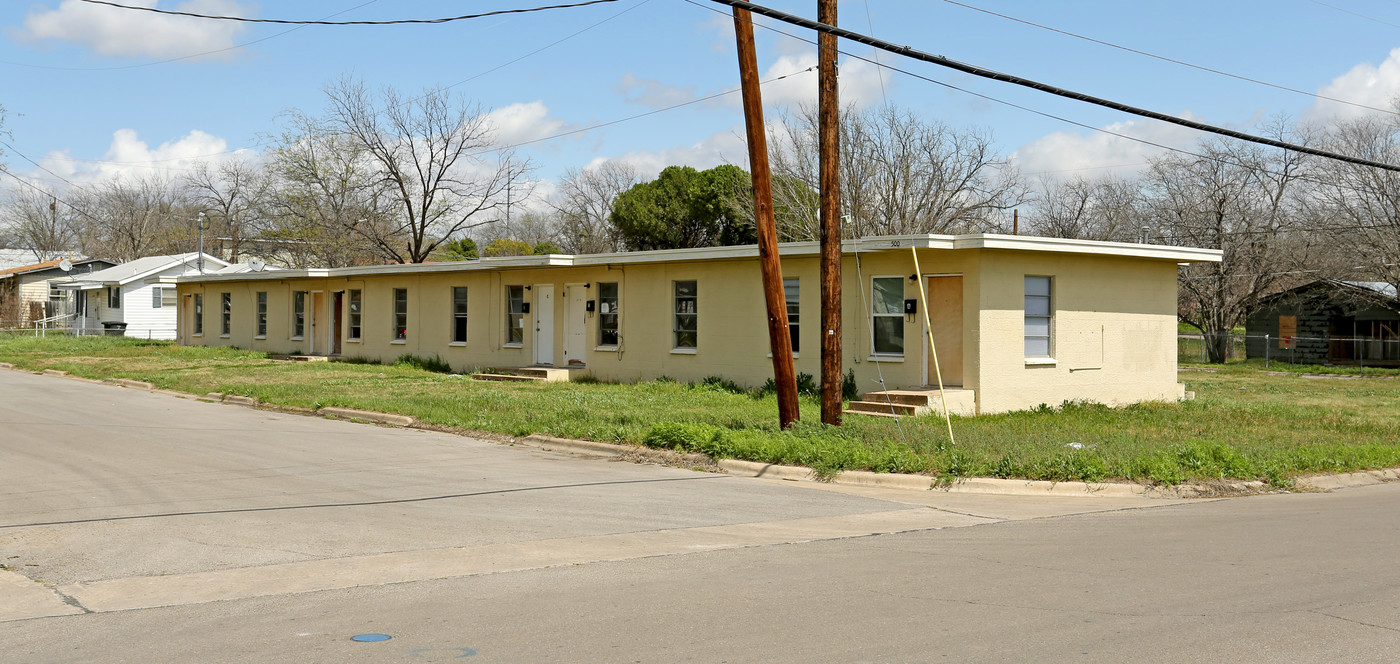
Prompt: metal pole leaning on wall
<box><xmin>910</xmin><ymin>247</ymin><xmax>956</xmax><ymax>446</ymax></box>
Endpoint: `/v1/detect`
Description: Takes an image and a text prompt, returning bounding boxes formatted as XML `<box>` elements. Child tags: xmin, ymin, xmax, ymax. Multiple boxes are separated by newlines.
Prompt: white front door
<box><xmin>564</xmin><ymin>285</ymin><xmax>587</xmax><ymax>366</ymax></box>
<box><xmin>533</xmin><ymin>284</ymin><xmax>554</xmax><ymax>365</ymax></box>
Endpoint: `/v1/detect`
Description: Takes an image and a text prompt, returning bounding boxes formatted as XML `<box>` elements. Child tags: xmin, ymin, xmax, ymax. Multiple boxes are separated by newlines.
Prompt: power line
<box><xmin>1308</xmin><ymin>0</ymin><xmax>1400</xmax><ymax>29</ymax></box>
<box><xmin>78</xmin><ymin>0</ymin><xmax>619</xmax><ymax>25</ymax></box>
<box><xmin>941</xmin><ymin>0</ymin><xmax>1398</xmax><ymax>118</ymax></box>
<box><xmin>703</xmin><ymin>0</ymin><xmax>1400</xmax><ymax>174</ymax></box>
<box><xmin>1</xmin><ymin>0</ymin><xmax>382</xmax><ymax>71</ymax></box>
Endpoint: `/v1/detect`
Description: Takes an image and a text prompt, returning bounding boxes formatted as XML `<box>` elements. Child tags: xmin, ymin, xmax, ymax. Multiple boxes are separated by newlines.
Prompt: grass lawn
<box><xmin>2</xmin><ymin>335</ymin><xmax>1397</xmax><ymax>488</ymax></box>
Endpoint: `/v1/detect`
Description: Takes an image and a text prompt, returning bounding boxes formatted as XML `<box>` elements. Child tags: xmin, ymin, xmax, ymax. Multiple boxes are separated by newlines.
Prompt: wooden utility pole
<box><xmin>817</xmin><ymin>0</ymin><xmax>842</xmax><ymax>425</ymax></box>
<box><xmin>732</xmin><ymin>6</ymin><xmax>800</xmax><ymax>428</ymax></box>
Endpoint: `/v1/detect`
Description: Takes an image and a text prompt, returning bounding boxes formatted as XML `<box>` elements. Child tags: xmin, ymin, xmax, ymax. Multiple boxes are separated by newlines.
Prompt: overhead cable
<box><xmin>78</xmin><ymin>0</ymin><xmax>618</xmax><ymax>25</ymax></box>
<box><xmin>942</xmin><ymin>0</ymin><xmax>1398</xmax><ymax>117</ymax></box>
<box><xmin>703</xmin><ymin>0</ymin><xmax>1400</xmax><ymax>173</ymax></box>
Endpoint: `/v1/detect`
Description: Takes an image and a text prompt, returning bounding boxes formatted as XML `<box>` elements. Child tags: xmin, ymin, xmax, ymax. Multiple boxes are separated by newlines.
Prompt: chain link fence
<box><xmin>1179</xmin><ymin>332</ymin><xmax>1400</xmax><ymax>369</ymax></box>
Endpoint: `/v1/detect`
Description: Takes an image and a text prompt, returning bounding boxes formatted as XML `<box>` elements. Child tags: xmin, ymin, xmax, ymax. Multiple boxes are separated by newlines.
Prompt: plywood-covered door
<box><xmin>927</xmin><ymin>276</ymin><xmax>963</xmax><ymax>386</ymax></box>
<box><xmin>564</xmin><ymin>284</ymin><xmax>587</xmax><ymax>366</ymax></box>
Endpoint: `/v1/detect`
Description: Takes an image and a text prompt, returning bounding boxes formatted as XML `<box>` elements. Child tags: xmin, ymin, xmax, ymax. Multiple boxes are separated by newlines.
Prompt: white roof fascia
<box><xmin>172</xmin><ymin>234</ymin><xmax>1218</xmax><ymax>283</ymax></box>
<box><xmin>955</xmin><ymin>234</ymin><xmax>1223</xmax><ymax>263</ymax></box>
<box><xmin>121</xmin><ymin>254</ymin><xmax>231</xmax><ymax>285</ymax></box>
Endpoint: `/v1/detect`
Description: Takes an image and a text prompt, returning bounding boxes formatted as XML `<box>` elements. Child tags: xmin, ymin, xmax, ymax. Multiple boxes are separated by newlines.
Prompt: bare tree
<box><xmin>1028</xmin><ymin>175</ymin><xmax>1144</xmax><ymax>242</ymax></box>
<box><xmin>322</xmin><ymin>77</ymin><xmax>531</xmax><ymax>263</ymax></box>
<box><xmin>1147</xmin><ymin>132</ymin><xmax>1311</xmax><ymax>362</ymax></box>
<box><xmin>769</xmin><ymin>104</ymin><xmax>1028</xmax><ymax>239</ymax></box>
<box><xmin>183</xmin><ymin>158</ymin><xmax>267</xmax><ymax>263</ymax></box>
<box><xmin>263</xmin><ymin>110</ymin><xmax>398</xmax><ymax>267</ymax></box>
<box><xmin>1312</xmin><ymin>112</ymin><xmax>1400</xmax><ymax>292</ymax></box>
<box><xmin>549</xmin><ymin>162</ymin><xmax>639</xmax><ymax>253</ymax></box>
<box><xmin>1</xmin><ymin>186</ymin><xmax>83</xmax><ymax>260</ymax></box>
<box><xmin>81</xmin><ymin>175</ymin><xmax>193</xmax><ymax>262</ymax></box>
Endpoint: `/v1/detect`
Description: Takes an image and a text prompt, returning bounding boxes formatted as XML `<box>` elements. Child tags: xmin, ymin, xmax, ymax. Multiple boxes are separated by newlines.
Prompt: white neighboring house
<box><xmin>58</xmin><ymin>253</ymin><xmax>232</xmax><ymax>339</ymax></box>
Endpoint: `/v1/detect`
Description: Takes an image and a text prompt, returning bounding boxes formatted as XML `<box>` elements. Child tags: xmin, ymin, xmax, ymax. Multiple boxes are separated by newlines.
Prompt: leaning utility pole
<box><xmin>732</xmin><ymin>5</ymin><xmax>800</xmax><ymax>428</ymax></box>
<box><xmin>817</xmin><ymin>0</ymin><xmax>843</xmax><ymax>425</ymax></box>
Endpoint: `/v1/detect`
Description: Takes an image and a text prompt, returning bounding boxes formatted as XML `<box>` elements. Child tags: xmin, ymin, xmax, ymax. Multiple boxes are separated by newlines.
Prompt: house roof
<box><xmin>173</xmin><ymin>233</ymin><xmax>1223</xmax><ymax>284</ymax></box>
<box><xmin>56</xmin><ymin>253</ymin><xmax>231</xmax><ymax>290</ymax></box>
<box><xmin>0</xmin><ymin>257</ymin><xmax>111</xmax><ymax>280</ymax></box>
<box><xmin>1258</xmin><ymin>279</ymin><xmax>1400</xmax><ymax>309</ymax></box>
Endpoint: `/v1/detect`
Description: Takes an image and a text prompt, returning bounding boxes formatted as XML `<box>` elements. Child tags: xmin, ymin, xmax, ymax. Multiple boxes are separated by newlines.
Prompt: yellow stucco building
<box><xmin>172</xmin><ymin>234</ymin><xmax>1221</xmax><ymax>415</ymax></box>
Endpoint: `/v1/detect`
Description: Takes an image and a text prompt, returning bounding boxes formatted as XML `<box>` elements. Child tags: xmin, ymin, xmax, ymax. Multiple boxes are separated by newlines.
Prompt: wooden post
<box><xmin>817</xmin><ymin>0</ymin><xmax>842</xmax><ymax>426</ymax></box>
<box><xmin>733</xmin><ymin>7</ymin><xmax>800</xmax><ymax>428</ymax></box>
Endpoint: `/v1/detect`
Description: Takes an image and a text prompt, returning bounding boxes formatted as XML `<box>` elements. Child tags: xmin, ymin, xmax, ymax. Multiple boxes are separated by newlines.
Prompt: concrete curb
<box><xmin>222</xmin><ymin>395</ymin><xmax>259</xmax><ymax>407</ymax></box>
<box><xmin>319</xmin><ymin>407</ymin><xmax>415</xmax><ymax>428</ymax></box>
<box><xmin>1295</xmin><ymin>469</ymin><xmax>1400</xmax><ymax>491</ymax></box>
<box><xmin>41</xmin><ymin>369</ymin><xmax>66</xmax><ymax>377</ymax></box>
<box><xmin>105</xmin><ymin>378</ymin><xmax>154</xmax><ymax>390</ymax></box>
<box><xmin>519</xmin><ymin>434</ymin><xmax>641</xmax><ymax>457</ymax></box>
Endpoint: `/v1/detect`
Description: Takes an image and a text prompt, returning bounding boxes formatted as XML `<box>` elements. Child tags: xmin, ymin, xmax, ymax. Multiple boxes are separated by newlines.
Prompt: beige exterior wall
<box><xmin>176</xmin><ymin>241</ymin><xmax>1199</xmax><ymax>415</ymax></box>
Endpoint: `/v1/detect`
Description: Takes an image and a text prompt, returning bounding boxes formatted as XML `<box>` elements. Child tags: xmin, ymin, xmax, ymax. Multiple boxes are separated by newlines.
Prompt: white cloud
<box><xmin>486</xmin><ymin>101</ymin><xmax>569</xmax><ymax>146</ymax></box>
<box><xmin>585</xmin><ymin>126</ymin><xmax>749</xmax><ymax>179</ymax></box>
<box><xmin>1010</xmin><ymin>114</ymin><xmax>1204</xmax><ymax>184</ymax></box>
<box><xmin>35</xmin><ymin>128</ymin><xmax>237</xmax><ymax>185</ymax></box>
<box><xmin>616</xmin><ymin>73</ymin><xmax>697</xmax><ymax>108</ymax></box>
<box><xmin>16</xmin><ymin>0</ymin><xmax>251</xmax><ymax>60</ymax></box>
<box><xmin>1306</xmin><ymin>47</ymin><xmax>1400</xmax><ymax>122</ymax></box>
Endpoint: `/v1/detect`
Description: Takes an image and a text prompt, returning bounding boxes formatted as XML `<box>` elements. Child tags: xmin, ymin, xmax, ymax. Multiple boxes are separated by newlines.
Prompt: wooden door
<box><xmin>927</xmin><ymin>276</ymin><xmax>963</xmax><ymax>386</ymax></box>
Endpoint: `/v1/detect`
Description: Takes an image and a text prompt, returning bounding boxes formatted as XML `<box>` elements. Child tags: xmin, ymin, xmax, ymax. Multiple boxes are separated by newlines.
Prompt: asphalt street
<box><xmin>2</xmin><ymin>369</ymin><xmax>1398</xmax><ymax>663</ymax></box>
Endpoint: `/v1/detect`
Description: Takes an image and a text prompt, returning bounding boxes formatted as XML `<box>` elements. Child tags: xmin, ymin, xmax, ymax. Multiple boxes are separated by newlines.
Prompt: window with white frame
<box><xmin>784</xmin><ymin>277</ymin><xmax>799</xmax><ymax>354</ymax></box>
<box><xmin>451</xmin><ymin>287</ymin><xmax>468</xmax><ymax>343</ymax></box>
<box><xmin>506</xmin><ymin>285</ymin><xmax>524</xmax><ymax>345</ymax></box>
<box><xmin>292</xmin><ymin>291</ymin><xmax>306</xmax><ymax>338</ymax></box>
<box><xmin>220</xmin><ymin>292</ymin><xmax>231</xmax><ymax>336</ymax></box>
<box><xmin>151</xmin><ymin>286</ymin><xmax>175</xmax><ymax>309</ymax></box>
<box><xmin>392</xmin><ymin>288</ymin><xmax>408</xmax><ymax>340</ymax></box>
<box><xmin>673</xmin><ymin>280</ymin><xmax>697</xmax><ymax>349</ymax></box>
<box><xmin>1025</xmin><ymin>276</ymin><xmax>1053</xmax><ymax>357</ymax></box>
<box><xmin>255</xmin><ymin>291</ymin><xmax>267</xmax><ymax>338</ymax></box>
<box><xmin>871</xmin><ymin>277</ymin><xmax>904</xmax><ymax>355</ymax></box>
<box><xmin>108</xmin><ymin>286</ymin><xmax>121</xmax><ymax>309</ymax></box>
<box><xmin>48</xmin><ymin>283</ymin><xmax>64</xmax><ymax>302</ymax></box>
<box><xmin>597</xmin><ymin>282</ymin><xmax>619</xmax><ymax>347</ymax></box>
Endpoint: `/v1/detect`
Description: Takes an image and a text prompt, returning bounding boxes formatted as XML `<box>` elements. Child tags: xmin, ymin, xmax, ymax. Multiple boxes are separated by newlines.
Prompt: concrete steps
<box><xmin>470</xmin><ymin>366</ymin><xmax>588</xmax><ymax>383</ymax></box>
<box><xmin>845</xmin><ymin>388</ymin><xmax>977</xmax><ymax>419</ymax></box>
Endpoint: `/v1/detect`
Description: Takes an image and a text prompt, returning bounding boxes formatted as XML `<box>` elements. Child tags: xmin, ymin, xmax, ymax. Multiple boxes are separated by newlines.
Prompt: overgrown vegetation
<box><xmin>3</xmin><ymin>335</ymin><xmax>1398</xmax><ymax>488</ymax></box>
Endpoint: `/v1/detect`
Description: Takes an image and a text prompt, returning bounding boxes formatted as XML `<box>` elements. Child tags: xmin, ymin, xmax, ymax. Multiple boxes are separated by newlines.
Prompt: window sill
<box><xmin>192</xmin><ymin>333</ymin><xmax>202</xmax><ymax>338</ymax></box>
<box><xmin>767</xmin><ymin>353</ymin><xmax>800</xmax><ymax>358</ymax></box>
<box><xmin>671</xmin><ymin>347</ymin><xmax>698</xmax><ymax>355</ymax></box>
<box><xmin>391</xmin><ymin>339</ymin><xmax>407</xmax><ymax>345</ymax></box>
<box><xmin>448</xmin><ymin>341</ymin><xmax>467</xmax><ymax>347</ymax></box>
<box><xmin>291</xmin><ymin>336</ymin><xmax>304</xmax><ymax>341</ymax></box>
<box><xmin>503</xmin><ymin>343</ymin><xmax>523</xmax><ymax>349</ymax></box>
<box><xmin>346</xmin><ymin>338</ymin><xmax>361</xmax><ymax>344</ymax></box>
<box><xmin>1025</xmin><ymin>357</ymin><xmax>1058</xmax><ymax>366</ymax></box>
<box><xmin>867</xmin><ymin>354</ymin><xmax>904</xmax><ymax>363</ymax></box>
<box><xmin>219</xmin><ymin>334</ymin><xmax>230</xmax><ymax>339</ymax></box>
<box><xmin>254</xmin><ymin>335</ymin><xmax>266</xmax><ymax>340</ymax></box>
<box><xmin>594</xmin><ymin>345</ymin><xmax>619</xmax><ymax>352</ymax></box>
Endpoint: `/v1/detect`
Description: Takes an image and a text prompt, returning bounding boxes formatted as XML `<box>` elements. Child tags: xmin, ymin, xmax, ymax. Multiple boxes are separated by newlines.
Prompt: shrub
<box><xmin>394</xmin><ymin>353</ymin><xmax>452</xmax><ymax>374</ymax></box>
<box><xmin>643</xmin><ymin>422</ymin><xmax>722</xmax><ymax>452</ymax></box>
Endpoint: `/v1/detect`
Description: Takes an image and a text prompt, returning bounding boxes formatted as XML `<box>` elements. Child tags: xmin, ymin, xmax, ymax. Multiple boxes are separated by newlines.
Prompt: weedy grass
<box><xmin>2</xmin><ymin>336</ymin><xmax>1398</xmax><ymax>487</ymax></box>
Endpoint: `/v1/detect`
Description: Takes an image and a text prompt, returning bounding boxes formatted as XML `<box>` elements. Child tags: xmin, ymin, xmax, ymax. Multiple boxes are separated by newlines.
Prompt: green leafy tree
<box><xmin>532</xmin><ymin>241</ymin><xmax>561</xmax><ymax>255</ymax></box>
<box><xmin>609</xmin><ymin>165</ymin><xmax>756</xmax><ymax>250</ymax></box>
<box><xmin>482</xmin><ymin>237</ymin><xmax>535</xmax><ymax>257</ymax></box>
<box><xmin>434</xmin><ymin>237</ymin><xmax>478</xmax><ymax>261</ymax></box>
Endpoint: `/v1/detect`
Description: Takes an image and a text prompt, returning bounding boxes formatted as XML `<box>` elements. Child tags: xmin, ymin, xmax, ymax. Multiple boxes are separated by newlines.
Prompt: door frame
<box><xmin>922</xmin><ymin>274</ymin><xmax>964</xmax><ymax>387</ymax></box>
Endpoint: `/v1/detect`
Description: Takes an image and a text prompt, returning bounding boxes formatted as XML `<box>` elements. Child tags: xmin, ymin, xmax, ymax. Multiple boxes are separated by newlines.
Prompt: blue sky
<box><xmin>4</xmin><ymin>0</ymin><xmax>1400</xmax><ymax>205</ymax></box>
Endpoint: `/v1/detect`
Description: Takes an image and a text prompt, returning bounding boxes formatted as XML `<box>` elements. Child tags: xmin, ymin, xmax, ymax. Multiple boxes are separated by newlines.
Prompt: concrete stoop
<box><xmin>268</xmin><ymin>355</ymin><xmax>330</xmax><ymax>362</ymax></box>
<box><xmin>471</xmin><ymin>366</ymin><xmax>588</xmax><ymax>383</ymax></box>
<box><xmin>846</xmin><ymin>388</ymin><xmax>977</xmax><ymax>418</ymax></box>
